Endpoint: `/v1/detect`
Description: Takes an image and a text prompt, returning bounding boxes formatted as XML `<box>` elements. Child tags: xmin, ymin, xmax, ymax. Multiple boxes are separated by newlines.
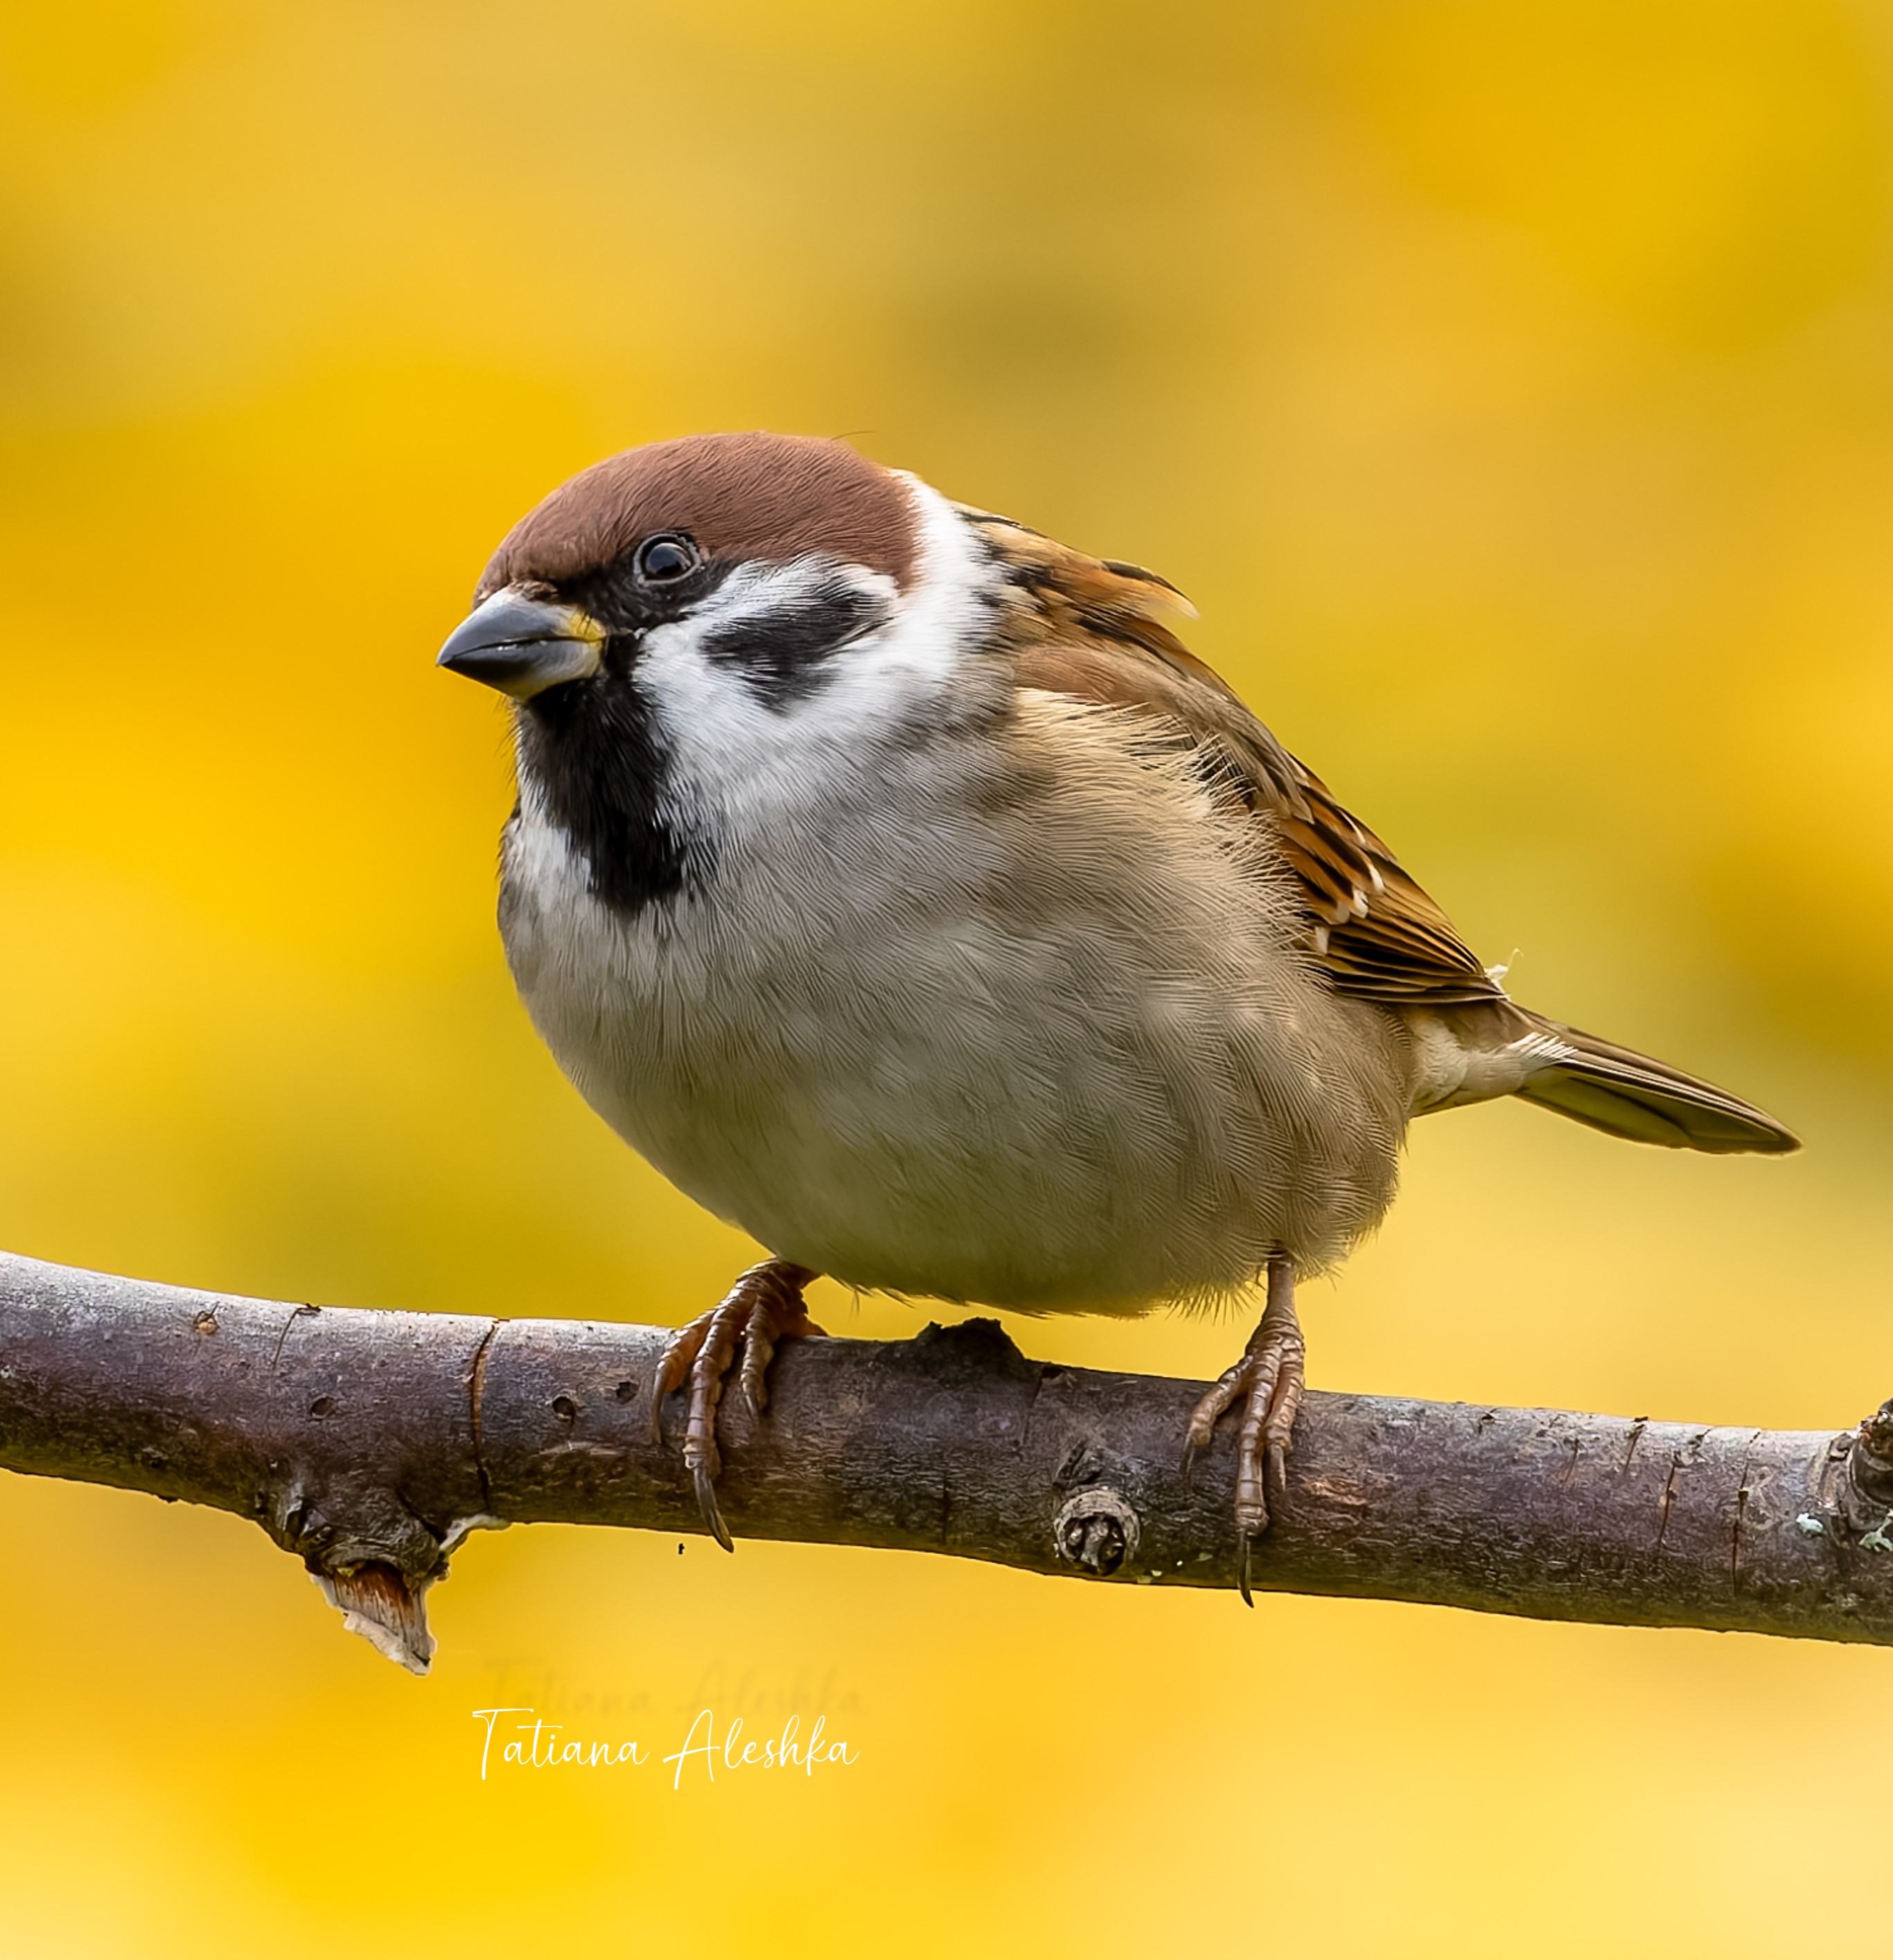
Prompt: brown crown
<box><xmin>477</xmin><ymin>432</ymin><xmax>920</xmax><ymax>599</ymax></box>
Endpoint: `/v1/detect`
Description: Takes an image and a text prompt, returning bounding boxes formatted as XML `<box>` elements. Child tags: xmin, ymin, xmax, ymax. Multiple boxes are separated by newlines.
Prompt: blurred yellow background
<box><xmin>2</xmin><ymin>1</ymin><xmax>1891</xmax><ymax>1952</ymax></box>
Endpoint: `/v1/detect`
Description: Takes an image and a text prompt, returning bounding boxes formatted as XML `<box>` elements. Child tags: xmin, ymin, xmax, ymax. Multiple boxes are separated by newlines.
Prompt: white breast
<box><xmin>502</xmin><ymin>730</ymin><xmax>1409</xmax><ymax>1313</ymax></box>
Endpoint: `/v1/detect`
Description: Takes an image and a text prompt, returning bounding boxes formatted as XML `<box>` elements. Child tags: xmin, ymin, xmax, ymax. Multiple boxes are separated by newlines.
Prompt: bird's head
<box><xmin>434</xmin><ymin>431</ymin><xmax>1019</xmax><ymax>916</ymax></box>
<box><xmin>436</xmin><ymin>431</ymin><xmax>935</xmax><ymax>715</ymax></box>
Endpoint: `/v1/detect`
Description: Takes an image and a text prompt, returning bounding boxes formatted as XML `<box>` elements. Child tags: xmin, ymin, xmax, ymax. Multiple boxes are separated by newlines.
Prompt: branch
<box><xmin>1</xmin><ymin>1250</ymin><xmax>1888</xmax><ymax>1672</ymax></box>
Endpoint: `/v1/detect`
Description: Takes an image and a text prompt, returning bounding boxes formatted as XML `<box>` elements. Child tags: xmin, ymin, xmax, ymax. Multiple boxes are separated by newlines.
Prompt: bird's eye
<box><xmin>633</xmin><ymin>533</ymin><xmax>701</xmax><ymax>585</ymax></box>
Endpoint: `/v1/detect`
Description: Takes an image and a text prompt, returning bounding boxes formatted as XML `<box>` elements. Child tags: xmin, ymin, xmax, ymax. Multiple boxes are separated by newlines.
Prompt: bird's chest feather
<box><xmin>498</xmin><ymin>754</ymin><xmax>1040</xmax><ymax>1173</ymax></box>
<box><xmin>496</xmin><ymin>697</ymin><xmax>1410</xmax><ymax>1307</ymax></box>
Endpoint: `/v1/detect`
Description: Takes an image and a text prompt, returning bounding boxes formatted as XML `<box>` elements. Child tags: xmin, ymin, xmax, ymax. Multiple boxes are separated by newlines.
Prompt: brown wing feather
<box><xmin>965</xmin><ymin>509</ymin><xmax>1501</xmax><ymax>1007</ymax></box>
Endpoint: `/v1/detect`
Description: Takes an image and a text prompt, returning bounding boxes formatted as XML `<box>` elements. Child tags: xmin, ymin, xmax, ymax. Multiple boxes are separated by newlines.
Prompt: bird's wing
<box><xmin>963</xmin><ymin>508</ymin><xmax>1502</xmax><ymax>1006</ymax></box>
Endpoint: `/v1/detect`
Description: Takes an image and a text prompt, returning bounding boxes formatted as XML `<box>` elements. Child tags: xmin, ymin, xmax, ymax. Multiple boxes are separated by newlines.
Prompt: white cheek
<box><xmin>640</xmin><ymin>480</ymin><xmax>1003</xmax><ymax>843</ymax></box>
<box><xmin>637</xmin><ymin>610</ymin><xmax>786</xmax><ymax>773</ymax></box>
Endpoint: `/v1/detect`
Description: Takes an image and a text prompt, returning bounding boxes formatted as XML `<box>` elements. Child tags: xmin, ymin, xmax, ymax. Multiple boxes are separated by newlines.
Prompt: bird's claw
<box><xmin>692</xmin><ymin>1461</ymin><xmax>733</xmax><ymax>1553</ymax></box>
<box><xmin>1183</xmin><ymin>1253</ymin><xmax>1304</xmax><ymax>1601</ymax></box>
<box><xmin>647</xmin><ymin>1259</ymin><xmax>822</xmax><ymax>1553</ymax></box>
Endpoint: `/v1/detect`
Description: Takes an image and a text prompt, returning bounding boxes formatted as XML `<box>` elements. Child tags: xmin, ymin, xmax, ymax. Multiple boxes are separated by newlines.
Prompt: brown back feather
<box><xmin>964</xmin><ymin>509</ymin><xmax>1502</xmax><ymax>1007</ymax></box>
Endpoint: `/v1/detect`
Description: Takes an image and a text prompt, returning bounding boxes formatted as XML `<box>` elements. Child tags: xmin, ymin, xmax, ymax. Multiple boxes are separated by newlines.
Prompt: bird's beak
<box><xmin>436</xmin><ymin>588</ymin><xmax>606</xmax><ymax>699</ymax></box>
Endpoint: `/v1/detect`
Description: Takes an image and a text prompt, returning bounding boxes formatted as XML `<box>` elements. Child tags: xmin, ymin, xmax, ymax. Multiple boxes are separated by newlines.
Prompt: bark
<box><xmin>0</xmin><ymin>1250</ymin><xmax>1888</xmax><ymax>1673</ymax></box>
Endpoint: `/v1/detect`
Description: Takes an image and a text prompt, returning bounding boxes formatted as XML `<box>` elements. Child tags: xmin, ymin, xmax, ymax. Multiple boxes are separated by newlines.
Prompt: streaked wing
<box><xmin>965</xmin><ymin>509</ymin><xmax>1502</xmax><ymax>1006</ymax></box>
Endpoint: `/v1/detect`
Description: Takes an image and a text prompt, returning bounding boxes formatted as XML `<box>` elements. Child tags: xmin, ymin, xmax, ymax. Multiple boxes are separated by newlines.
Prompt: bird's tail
<box><xmin>1510</xmin><ymin>1015</ymin><xmax>1799</xmax><ymax>1155</ymax></box>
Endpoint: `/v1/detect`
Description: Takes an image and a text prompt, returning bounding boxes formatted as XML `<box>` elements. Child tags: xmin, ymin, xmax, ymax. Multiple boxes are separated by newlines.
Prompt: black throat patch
<box><xmin>514</xmin><ymin>663</ymin><xmax>694</xmax><ymax>918</ymax></box>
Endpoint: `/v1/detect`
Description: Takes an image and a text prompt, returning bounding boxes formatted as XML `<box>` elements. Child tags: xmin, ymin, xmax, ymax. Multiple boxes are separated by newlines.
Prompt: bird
<box><xmin>436</xmin><ymin>430</ymin><xmax>1798</xmax><ymax>1596</ymax></box>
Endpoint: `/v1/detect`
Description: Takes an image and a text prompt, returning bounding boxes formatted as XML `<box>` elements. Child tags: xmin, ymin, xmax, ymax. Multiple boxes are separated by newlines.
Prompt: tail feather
<box><xmin>1511</xmin><ymin>1017</ymin><xmax>1799</xmax><ymax>1155</ymax></box>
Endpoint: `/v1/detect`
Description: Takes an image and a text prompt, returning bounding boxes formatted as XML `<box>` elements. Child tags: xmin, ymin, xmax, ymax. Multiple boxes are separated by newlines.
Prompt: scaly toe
<box><xmin>1187</xmin><ymin>1252</ymin><xmax>1305</xmax><ymax>1596</ymax></box>
<box><xmin>649</xmin><ymin>1260</ymin><xmax>822</xmax><ymax>1552</ymax></box>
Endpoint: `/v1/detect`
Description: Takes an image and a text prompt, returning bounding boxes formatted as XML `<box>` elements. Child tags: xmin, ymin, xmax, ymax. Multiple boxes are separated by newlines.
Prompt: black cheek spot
<box><xmin>698</xmin><ymin>581</ymin><xmax>889</xmax><ymax>710</ymax></box>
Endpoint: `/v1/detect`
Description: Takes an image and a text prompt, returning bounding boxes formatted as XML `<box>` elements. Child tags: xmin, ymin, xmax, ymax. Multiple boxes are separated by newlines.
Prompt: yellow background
<box><xmin>3</xmin><ymin>2</ymin><xmax>1891</xmax><ymax>1951</ymax></box>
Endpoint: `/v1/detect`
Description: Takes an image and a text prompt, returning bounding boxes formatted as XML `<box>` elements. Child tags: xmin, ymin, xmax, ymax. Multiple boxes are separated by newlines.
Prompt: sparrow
<box><xmin>437</xmin><ymin>430</ymin><xmax>1798</xmax><ymax>1595</ymax></box>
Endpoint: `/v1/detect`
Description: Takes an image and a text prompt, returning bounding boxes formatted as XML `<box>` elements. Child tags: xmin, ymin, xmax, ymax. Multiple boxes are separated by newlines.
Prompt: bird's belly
<box><xmin>503</xmin><ymin>831</ymin><xmax>1407</xmax><ymax>1313</ymax></box>
<box><xmin>581</xmin><ymin>1004</ymin><xmax>1249</xmax><ymax>1314</ymax></box>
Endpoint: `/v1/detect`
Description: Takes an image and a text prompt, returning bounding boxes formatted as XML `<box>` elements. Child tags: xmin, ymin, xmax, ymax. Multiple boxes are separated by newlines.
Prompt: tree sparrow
<box><xmin>437</xmin><ymin>432</ymin><xmax>1797</xmax><ymax>1595</ymax></box>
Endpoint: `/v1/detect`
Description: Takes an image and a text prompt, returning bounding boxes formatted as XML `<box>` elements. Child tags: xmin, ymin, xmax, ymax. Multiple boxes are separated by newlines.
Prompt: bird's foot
<box><xmin>1181</xmin><ymin>1252</ymin><xmax>1304</xmax><ymax>1607</ymax></box>
<box><xmin>649</xmin><ymin>1259</ymin><xmax>823</xmax><ymax>1552</ymax></box>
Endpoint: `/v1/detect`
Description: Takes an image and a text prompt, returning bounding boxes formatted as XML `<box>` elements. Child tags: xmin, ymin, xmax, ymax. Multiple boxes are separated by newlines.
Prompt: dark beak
<box><xmin>436</xmin><ymin>589</ymin><xmax>606</xmax><ymax>699</ymax></box>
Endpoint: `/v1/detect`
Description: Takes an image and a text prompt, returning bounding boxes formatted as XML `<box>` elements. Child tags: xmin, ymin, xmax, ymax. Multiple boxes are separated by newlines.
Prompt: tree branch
<box><xmin>1</xmin><ymin>1250</ymin><xmax>1888</xmax><ymax>1672</ymax></box>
